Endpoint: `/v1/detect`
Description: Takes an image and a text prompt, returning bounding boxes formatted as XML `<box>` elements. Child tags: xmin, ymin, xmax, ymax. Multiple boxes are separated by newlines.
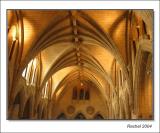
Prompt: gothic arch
<box><xmin>93</xmin><ymin>113</ymin><xmax>104</xmax><ymax>120</ymax></box>
<box><xmin>56</xmin><ymin>113</ymin><xmax>67</xmax><ymax>120</ymax></box>
<box><xmin>75</xmin><ymin>113</ymin><xmax>86</xmax><ymax>120</ymax></box>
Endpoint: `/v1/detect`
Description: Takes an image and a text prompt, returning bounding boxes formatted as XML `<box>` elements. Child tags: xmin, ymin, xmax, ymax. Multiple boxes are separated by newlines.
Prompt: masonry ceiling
<box><xmin>8</xmin><ymin>9</ymin><xmax>153</xmax><ymax>120</ymax></box>
<box><xmin>8</xmin><ymin>9</ymin><xmax>152</xmax><ymax>97</ymax></box>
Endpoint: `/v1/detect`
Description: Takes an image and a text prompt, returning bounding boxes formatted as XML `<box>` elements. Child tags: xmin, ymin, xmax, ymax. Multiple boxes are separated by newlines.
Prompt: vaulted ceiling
<box><xmin>7</xmin><ymin>9</ymin><xmax>153</xmax><ymax>120</ymax></box>
<box><xmin>8</xmin><ymin>10</ymin><xmax>150</xmax><ymax>100</ymax></box>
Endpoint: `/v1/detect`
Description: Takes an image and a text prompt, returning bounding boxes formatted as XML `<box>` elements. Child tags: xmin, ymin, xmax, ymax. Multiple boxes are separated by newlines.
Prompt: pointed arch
<box><xmin>94</xmin><ymin>113</ymin><xmax>104</xmax><ymax>120</ymax></box>
<box><xmin>56</xmin><ymin>113</ymin><xmax>67</xmax><ymax>120</ymax></box>
<box><xmin>21</xmin><ymin>97</ymin><xmax>32</xmax><ymax>119</ymax></box>
<box><xmin>75</xmin><ymin>113</ymin><xmax>86</xmax><ymax>120</ymax></box>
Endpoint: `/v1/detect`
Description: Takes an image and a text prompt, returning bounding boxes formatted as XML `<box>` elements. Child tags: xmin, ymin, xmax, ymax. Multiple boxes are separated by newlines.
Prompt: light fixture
<box><xmin>80</xmin><ymin>82</ymin><xmax>83</xmax><ymax>86</ymax></box>
<box><xmin>9</xmin><ymin>25</ymin><xmax>17</xmax><ymax>60</ymax></box>
<box><xmin>12</xmin><ymin>25</ymin><xmax>17</xmax><ymax>41</ymax></box>
<box><xmin>136</xmin><ymin>25</ymin><xmax>140</xmax><ymax>29</ymax></box>
<box><xmin>74</xmin><ymin>37</ymin><xmax>79</xmax><ymax>42</ymax></box>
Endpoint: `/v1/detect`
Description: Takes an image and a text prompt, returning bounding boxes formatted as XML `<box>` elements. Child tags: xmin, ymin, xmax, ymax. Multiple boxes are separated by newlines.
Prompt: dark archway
<box><xmin>37</xmin><ymin>104</ymin><xmax>41</xmax><ymax>119</ymax></box>
<box><xmin>21</xmin><ymin>98</ymin><xmax>31</xmax><ymax>119</ymax></box>
<box><xmin>14</xmin><ymin>92</ymin><xmax>21</xmax><ymax>105</ymax></box>
<box><xmin>41</xmin><ymin>108</ymin><xmax>46</xmax><ymax>119</ymax></box>
<box><xmin>75</xmin><ymin>113</ymin><xmax>86</xmax><ymax>120</ymax></box>
<box><xmin>94</xmin><ymin>114</ymin><xmax>104</xmax><ymax>120</ymax></box>
<box><xmin>56</xmin><ymin>113</ymin><xmax>66</xmax><ymax>120</ymax></box>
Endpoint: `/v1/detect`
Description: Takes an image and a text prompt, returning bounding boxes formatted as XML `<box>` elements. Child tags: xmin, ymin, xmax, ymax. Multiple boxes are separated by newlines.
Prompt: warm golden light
<box><xmin>23</xmin><ymin>18</ymin><xmax>34</xmax><ymax>48</ymax></box>
<box><xmin>28</xmin><ymin>59</ymin><xmax>33</xmax><ymax>69</ymax></box>
<box><xmin>11</xmin><ymin>25</ymin><xmax>17</xmax><ymax>41</ymax></box>
<box><xmin>22</xmin><ymin>68</ymin><xmax>26</xmax><ymax>78</ymax></box>
<box><xmin>33</xmin><ymin>58</ymin><xmax>37</xmax><ymax>68</ymax></box>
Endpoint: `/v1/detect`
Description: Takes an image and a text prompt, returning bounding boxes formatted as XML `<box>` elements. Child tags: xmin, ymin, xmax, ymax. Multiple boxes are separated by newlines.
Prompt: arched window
<box><xmin>133</xmin><ymin>41</ymin><xmax>136</xmax><ymax>54</ymax></box>
<box><xmin>72</xmin><ymin>87</ymin><xmax>77</xmax><ymax>100</ymax></box>
<box><xmin>57</xmin><ymin>113</ymin><xmax>66</xmax><ymax>120</ymax></box>
<box><xmin>119</xmin><ymin>70</ymin><xmax>122</xmax><ymax>86</ymax></box>
<box><xmin>42</xmin><ymin>77</ymin><xmax>53</xmax><ymax>99</ymax></box>
<box><xmin>22</xmin><ymin>54</ymin><xmax>41</xmax><ymax>87</ymax></box>
<box><xmin>142</xmin><ymin>20</ymin><xmax>147</xmax><ymax>35</ymax></box>
<box><xmin>79</xmin><ymin>89</ymin><xmax>84</xmax><ymax>100</ymax></box>
<box><xmin>94</xmin><ymin>114</ymin><xmax>104</xmax><ymax>120</ymax></box>
<box><xmin>75</xmin><ymin>113</ymin><xmax>86</xmax><ymax>120</ymax></box>
<box><xmin>42</xmin><ymin>82</ymin><xmax>49</xmax><ymax>99</ymax></box>
<box><xmin>136</xmin><ymin>26</ymin><xmax>140</xmax><ymax>39</ymax></box>
<box><xmin>21</xmin><ymin>98</ymin><xmax>31</xmax><ymax>119</ymax></box>
<box><xmin>85</xmin><ymin>88</ymin><xmax>90</xmax><ymax>100</ymax></box>
<box><xmin>72</xmin><ymin>86</ymin><xmax>89</xmax><ymax>101</ymax></box>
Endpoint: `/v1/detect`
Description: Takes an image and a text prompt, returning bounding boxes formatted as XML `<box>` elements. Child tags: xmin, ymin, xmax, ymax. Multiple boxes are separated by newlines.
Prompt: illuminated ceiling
<box><xmin>8</xmin><ymin>10</ymin><xmax>133</xmax><ymax>99</ymax></box>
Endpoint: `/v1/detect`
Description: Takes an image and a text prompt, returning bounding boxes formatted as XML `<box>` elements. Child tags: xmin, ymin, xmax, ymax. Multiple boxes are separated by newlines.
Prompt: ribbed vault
<box><xmin>8</xmin><ymin>9</ymin><xmax>153</xmax><ymax>120</ymax></box>
<box><xmin>23</xmin><ymin>10</ymin><xmax>128</xmax><ymax>97</ymax></box>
